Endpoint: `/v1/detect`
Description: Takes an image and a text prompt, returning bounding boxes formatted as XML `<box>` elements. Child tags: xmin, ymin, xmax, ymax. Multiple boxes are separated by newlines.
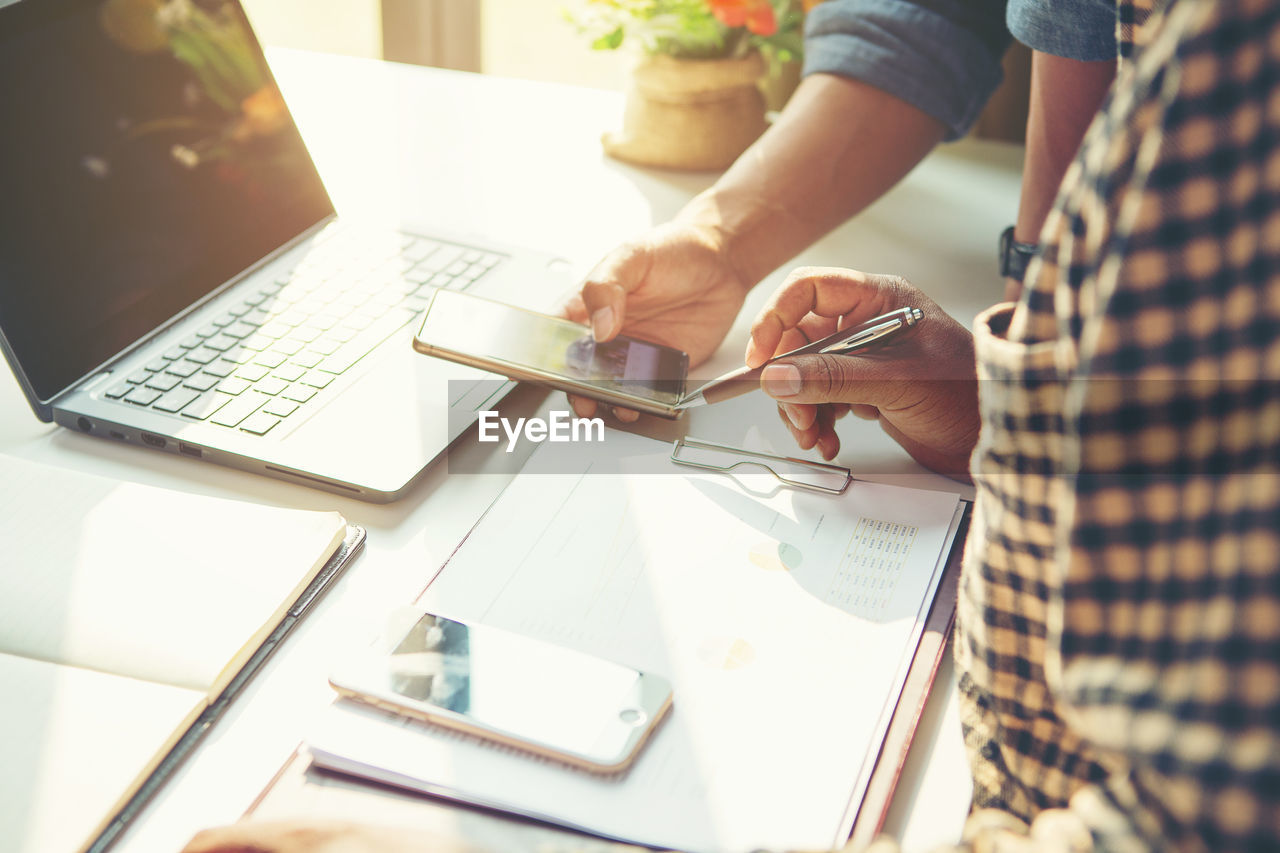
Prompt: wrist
<box><xmin>674</xmin><ymin>189</ymin><xmax>793</xmax><ymax>295</ymax></box>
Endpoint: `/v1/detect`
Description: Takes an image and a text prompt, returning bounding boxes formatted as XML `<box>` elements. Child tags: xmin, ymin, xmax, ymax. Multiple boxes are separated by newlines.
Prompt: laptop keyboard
<box><xmin>103</xmin><ymin>228</ymin><xmax>503</xmax><ymax>437</ymax></box>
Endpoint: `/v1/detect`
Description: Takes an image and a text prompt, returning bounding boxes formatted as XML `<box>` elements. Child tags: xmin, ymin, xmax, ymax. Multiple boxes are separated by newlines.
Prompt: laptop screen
<box><xmin>0</xmin><ymin>0</ymin><xmax>333</xmax><ymax>404</ymax></box>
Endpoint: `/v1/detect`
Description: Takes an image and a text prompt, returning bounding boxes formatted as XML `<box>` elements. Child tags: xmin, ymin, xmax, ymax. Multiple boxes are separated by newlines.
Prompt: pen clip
<box><xmin>816</xmin><ymin>307</ymin><xmax>923</xmax><ymax>357</ymax></box>
<box><xmin>670</xmin><ymin>437</ymin><xmax>853</xmax><ymax>495</ymax></box>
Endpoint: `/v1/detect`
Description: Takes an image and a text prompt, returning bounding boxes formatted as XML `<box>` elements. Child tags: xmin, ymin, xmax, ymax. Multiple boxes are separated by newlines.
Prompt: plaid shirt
<box><xmin>951</xmin><ymin>1</ymin><xmax>1280</xmax><ymax>851</ymax></box>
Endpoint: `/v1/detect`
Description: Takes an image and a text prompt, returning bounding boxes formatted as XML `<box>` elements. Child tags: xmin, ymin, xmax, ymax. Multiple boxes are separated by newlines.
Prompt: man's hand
<box><xmin>561</xmin><ymin>221</ymin><xmax>749</xmax><ymax>421</ymax></box>
<box><xmin>747</xmin><ymin>268</ymin><xmax>979</xmax><ymax>480</ymax></box>
<box><xmin>182</xmin><ymin>820</ymin><xmax>474</xmax><ymax>853</ymax></box>
<box><xmin>183</xmin><ymin>820</ymin><xmax>657</xmax><ymax>853</ymax></box>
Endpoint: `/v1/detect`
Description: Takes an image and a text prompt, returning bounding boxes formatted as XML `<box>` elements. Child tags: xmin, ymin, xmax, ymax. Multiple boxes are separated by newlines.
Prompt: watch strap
<box><xmin>999</xmin><ymin>225</ymin><xmax>1039</xmax><ymax>282</ymax></box>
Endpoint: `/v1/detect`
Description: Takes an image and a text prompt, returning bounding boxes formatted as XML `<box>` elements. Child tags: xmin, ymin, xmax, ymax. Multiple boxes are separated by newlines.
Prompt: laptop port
<box><xmin>108</xmin><ymin>431</ymin><xmax>126</xmax><ymax>441</ymax></box>
<box><xmin>141</xmin><ymin>433</ymin><xmax>166</xmax><ymax>448</ymax></box>
<box><xmin>178</xmin><ymin>443</ymin><xmax>202</xmax><ymax>458</ymax></box>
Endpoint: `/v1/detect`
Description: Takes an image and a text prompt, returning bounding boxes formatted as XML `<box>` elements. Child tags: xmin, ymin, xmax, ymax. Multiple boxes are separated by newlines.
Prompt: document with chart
<box><xmin>307</xmin><ymin>432</ymin><xmax>964</xmax><ymax>853</ymax></box>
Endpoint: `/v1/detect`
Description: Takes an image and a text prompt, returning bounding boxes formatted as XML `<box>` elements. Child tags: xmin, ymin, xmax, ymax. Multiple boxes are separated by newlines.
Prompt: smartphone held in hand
<box><xmin>413</xmin><ymin>289</ymin><xmax>689</xmax><ymax>418</ymax></box>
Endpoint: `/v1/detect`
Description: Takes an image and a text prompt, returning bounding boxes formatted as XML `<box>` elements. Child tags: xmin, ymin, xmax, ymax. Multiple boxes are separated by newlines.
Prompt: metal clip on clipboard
<box><xmin>670</xmin><ymin>436</ymin><xmax>853</xmax><ymax>495</ymax></box>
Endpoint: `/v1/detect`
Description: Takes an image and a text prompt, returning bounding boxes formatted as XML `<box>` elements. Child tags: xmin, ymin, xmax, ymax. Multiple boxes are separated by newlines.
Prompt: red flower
<box><xmin>709</xmin><ymin>0</ymin><xmax>778</xmax><ymax>35</ymax></box>
<box><xmin>708</xmin><ymin>0</ymin><xmax>748</xmax><ymax>27</ymax></box>
<box><xmin>744</xmin><ymin>1</ymin><xmax>777</xmax><ymax>35</ymax></box>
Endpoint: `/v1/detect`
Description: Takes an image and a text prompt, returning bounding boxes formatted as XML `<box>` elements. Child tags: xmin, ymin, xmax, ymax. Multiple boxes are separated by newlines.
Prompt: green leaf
<box><xmin>591</xmin><ymin>26</ymin><xmax>625</xmax><ymax>50</ymax></box>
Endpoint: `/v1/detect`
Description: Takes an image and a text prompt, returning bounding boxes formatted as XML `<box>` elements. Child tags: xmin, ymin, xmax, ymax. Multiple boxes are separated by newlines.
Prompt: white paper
<box><xmin>309</xmin><ymin>433</ymin><xmax>962</xmax><ymax>853</ymax></box>
<box><xmin>0</xmin><ymin>454</ymin><xmax>346</xmax><ymax>692</ymax></box>
<box><xmin>0</xmin><ymin>652</ymin><xmax>204</xmax><ymax>853</ymax></box>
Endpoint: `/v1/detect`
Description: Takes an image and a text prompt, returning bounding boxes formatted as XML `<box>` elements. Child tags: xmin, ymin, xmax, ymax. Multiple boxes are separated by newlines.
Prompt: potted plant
<box><xmin>567</xmin><ymin>0</ymin><xmax>807</xmax><ymax>170</ymax></box>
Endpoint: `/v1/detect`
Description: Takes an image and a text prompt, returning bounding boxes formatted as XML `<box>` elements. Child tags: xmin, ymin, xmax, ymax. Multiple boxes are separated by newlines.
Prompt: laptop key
<box><xmin>124</xmin><ymin>387</ymin><xmax>162</xmax><ymax>406</ymax></box>
<box><xmin>183</xmin><ymin>373</ymin><xmax>220</xmax><ymax>392</ymax></box>
<box><xmin>256</xmin><ymin>377</ymin><xmax>289</xmax><ymax>396</ymax></box>
<box><xmin>203</xmin><ymin>359</ymin><xmax>237</xmax><ymax>378</ymax></box>
<box><xmin>239</xmin><ymin>334</ymin><xmax>273</xmax><ymax>352</ymax></box>
<box><xmin>299</xmin><ymin>370</ymin><xmax>333</xmax><ymax>388</ymax></box>
<box><xmin>104</xmin><ymin>382</ymin><xmax>131</xmax><ymax>399</ymax></box>
<box><xmin>262</xmin><ymin>399</ymin><xmax>298</xmax><ymax>417</ymax></box>
<box><xmin>308</xmin><ymin>338</ymin><xmax>341</xmax><ymax>356</ymax></box>
<box><xmin>164</xmin><ymin>359</ymin><xmax>201</xmax><ymax>378</ymax></box>
<box><xmin>181</xmin><ymin>392</ymin><xmax>231</xmax><ymax>421</ymax></box>
<box><xmin>185</xmin><ymin>346</ymin><xmax>220</xmax><ymax>365</ymax></box>
<box><xmin>274</xmin><ymin>364</ymin><xmax>306</xmax><ymax>383</ymax></box>
<box><xmin>204</xmin><ymin>333</ymin><xmax>239</xmax><ymax>351</ymax></box>
<box><xmin>219</xmin><ymin>377</ymin><xmax>252</xmax><ymax>396</ymax></box>
<box><xmin>145</xmin><ymin>357</ymin><xmax>171</xmax><ymax>373</ymax></box>
<box><xmin>144</xmin><ymin>373</ymin><xmax>182</xmax><ymax>392</ymax></box>
<box><xmin>237</xmin><ymin>364</ymin><xmax>271</xmax><ymax>382</ymax></box>
<box><xmin>210</xmin><ymin>393</ymin><xmax>267</xmax><ymax>427</ymax></box>
<box><xmin>153</xmin><ymin>387</ymin><xmax>201</xmax><ymax>413</ymax></box>
<box><xmin>222</xmin><ymin>321</ymin><xmax>258</xmax><ymax>339</ymax></box>
<box><xmin>239</xmin><ymin>412</ymin><xmax>281</xmax><ymax>436</ymax></box>
<box><xmin>281</xmin><ymin>384</ymin><xmax>317</xmax><ymax>404</ymax></box>
<box><xmin>126</xmin><ymin>369</ymin><xmax>152</xmax><ymax>384</ymax></box>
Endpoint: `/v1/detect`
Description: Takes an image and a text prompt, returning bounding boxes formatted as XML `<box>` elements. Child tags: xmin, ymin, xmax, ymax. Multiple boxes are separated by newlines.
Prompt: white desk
<box><xmin>0</xmin><ymin>50</ymin><xmax>1021</xmax><ymax>853</ymax></box>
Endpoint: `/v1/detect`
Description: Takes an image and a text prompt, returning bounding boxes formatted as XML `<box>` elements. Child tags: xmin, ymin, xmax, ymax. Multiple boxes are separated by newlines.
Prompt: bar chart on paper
<box><xmin>308</xmin><ymin>433</ymin><xmax>964</xmax><ymax>853</ymax></box>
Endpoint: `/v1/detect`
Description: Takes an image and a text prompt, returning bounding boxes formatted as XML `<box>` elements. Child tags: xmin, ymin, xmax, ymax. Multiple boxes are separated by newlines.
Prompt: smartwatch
<box><xmin>999</xmin><ymin>225</ymin><xmax>1039</xmax><ymax>283</ymax></box>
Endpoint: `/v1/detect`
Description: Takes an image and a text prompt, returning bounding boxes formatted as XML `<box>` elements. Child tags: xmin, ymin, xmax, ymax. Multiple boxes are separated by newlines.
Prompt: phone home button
<box><xmin>618</xmin><ymin>708</ymin><xmax>647</xmax><ymax>726</ymax></box>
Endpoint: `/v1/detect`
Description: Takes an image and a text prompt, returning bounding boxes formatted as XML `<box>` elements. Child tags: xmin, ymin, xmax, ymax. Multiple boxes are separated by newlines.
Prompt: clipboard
<box><xmin>847</xmin><ymin>503</ymin><xmax>970</xmax><ymax>847</ymax></box>
<box><xmin>247</xmin><ymin>510</ymin><xmax>972</xmax><ymax>851</ymax></box>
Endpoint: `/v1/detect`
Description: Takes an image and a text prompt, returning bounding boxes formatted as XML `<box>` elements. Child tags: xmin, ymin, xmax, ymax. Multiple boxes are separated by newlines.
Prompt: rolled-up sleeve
<box><xmin>803</xmin><ymin>0</ymin><xmax>1010</xmax><ymax>140</ymax></box>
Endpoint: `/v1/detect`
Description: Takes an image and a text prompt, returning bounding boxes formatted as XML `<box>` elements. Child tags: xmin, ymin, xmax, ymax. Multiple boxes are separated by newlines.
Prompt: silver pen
<box><xmin>677</xmin><ymin>307</ymin><xmax>924</xmax><ymax>409</ymax></box>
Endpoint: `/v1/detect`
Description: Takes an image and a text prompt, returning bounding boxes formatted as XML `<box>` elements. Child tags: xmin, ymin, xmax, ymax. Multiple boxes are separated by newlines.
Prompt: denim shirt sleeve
<box><xmin>802</xmin><ymin>0</ymin><xmax>1011</xmax><ymax>140</ymax></box>
<box><xmin>1007</xmin><ymin>0</ymin><xmax>1116</xmax><ymax>61</ymax></box>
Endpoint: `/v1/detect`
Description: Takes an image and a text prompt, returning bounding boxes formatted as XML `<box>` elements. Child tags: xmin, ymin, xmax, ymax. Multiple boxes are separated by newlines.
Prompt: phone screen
<box><xmin>417</xmin><ymin>290</ymin><xmax>688</xmax><ymax>406</ymax></box>
<box><xmin>369</xmin><ymin>612</ymin><xmax>658</xmax><ymax>760</ymax></box>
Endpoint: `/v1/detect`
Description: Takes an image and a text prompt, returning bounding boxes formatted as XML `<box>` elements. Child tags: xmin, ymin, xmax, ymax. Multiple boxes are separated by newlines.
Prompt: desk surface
<box><xmin>0</xmin><ymin>49</ymin><xmax>1021</xmax><ymax>853</ymax></box>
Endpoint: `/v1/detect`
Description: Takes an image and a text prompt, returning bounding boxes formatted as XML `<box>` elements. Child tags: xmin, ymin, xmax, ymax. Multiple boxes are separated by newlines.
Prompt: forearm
<box><xmin>1014</xmin><ymin>52</ymin><xmax>1115</xmax><ymax>247</ymax></box>
<box><xmin>675</xmin><ymin>72</ymin><xmax>948</xmax><ymax>288</ymax></box>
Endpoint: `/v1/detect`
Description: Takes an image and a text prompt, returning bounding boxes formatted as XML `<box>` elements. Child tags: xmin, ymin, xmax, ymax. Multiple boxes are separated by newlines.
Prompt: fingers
<box><xmin>776</xmin><ymin>403</ymin><xmax>843</xmax><ymax>460</ymax></box>
<box><xmin>746</xmin><ymin>268</ymin><xmax>902</xmax><ymax>368</ymax></box>
<box><xmin>568</xmin><ymin>393</ymin><xmax>599</xmax><ymax>419</ymax></box>
<box><xmin>558</xmin><ymin>291</ymin><xmax>589</xmax><ymax>324</ymax></box>
<box><xmin>567</xmin><ymin>394</ymin><xmax>639</xmax><ymax>423</ymax></box>
<box><xmin>780</xmin><ymin>402</ymin><xmax>817</xmax><ymax>431</ymax></box>
<box><xmin>578</xmin><ymin>247</ymin><xmax>651</xmax><ymax>342</ymax></box>
<box><xmin>760</xmin><ymin>353</ymin><xmax>908</xmax><ymax>408</ymax></box>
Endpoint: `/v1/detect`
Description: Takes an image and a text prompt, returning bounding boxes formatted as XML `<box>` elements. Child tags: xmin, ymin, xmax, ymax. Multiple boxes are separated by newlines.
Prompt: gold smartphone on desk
<box><xmin>413</xmin><ymin>289</ymin><xmax>689</xmax><ymax>418</ymax></box>
<box><xmin>329</xmin><ymin>610</ymin><xmax>674</xmax><ymax>773</ymax></box>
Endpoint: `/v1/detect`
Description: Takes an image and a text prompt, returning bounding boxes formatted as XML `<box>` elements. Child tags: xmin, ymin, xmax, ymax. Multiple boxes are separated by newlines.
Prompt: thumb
<box><xmin>760</xmin><ymin>354</ymin><xmax>906</xmax><ymax>409</ymax></box>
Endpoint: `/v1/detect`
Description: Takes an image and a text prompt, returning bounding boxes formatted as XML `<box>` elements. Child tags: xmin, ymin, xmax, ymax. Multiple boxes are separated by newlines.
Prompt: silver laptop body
<box><xmin>0</xmin><ymin>0</ymin><xmax>563</xmax><ymax>501</ymax></box>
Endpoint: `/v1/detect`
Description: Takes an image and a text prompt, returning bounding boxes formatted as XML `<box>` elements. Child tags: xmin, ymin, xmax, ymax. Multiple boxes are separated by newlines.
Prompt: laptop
<box><xmin>0</xmin><ymin>0</ymin><xmax>568</xmax><ymax>502</ymax></box>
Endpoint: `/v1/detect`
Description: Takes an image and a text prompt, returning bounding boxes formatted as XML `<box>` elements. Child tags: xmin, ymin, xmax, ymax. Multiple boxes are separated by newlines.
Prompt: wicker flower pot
<box><xmin>602</xmin><ymin>51</ymin><xmax>768</xmax><ymax>171</ymax></box>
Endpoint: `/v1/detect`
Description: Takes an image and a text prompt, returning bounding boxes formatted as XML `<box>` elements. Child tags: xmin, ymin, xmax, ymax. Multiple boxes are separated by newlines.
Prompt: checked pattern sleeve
<box><xmin>954</xmin><ymin>2</ymin><xmax>1280</xmax><ymax>851</ymax></box>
